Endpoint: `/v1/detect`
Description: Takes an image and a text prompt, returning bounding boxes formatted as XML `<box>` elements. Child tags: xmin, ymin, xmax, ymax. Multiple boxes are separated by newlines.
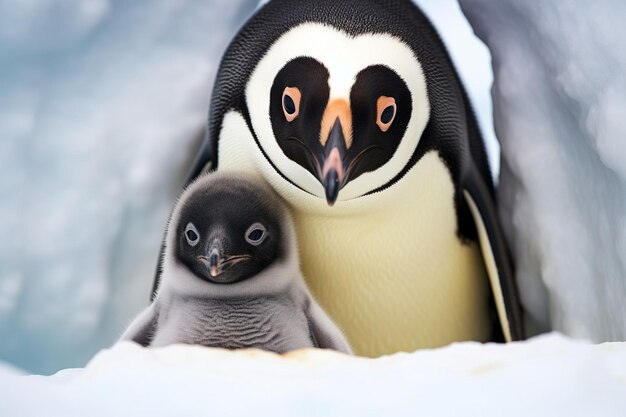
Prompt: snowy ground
<box><xmin>0</xmin><ymin>0</ymin><xmax>497</xmax><ymax>374</ymax></box>
<box><xmin>1</xmin><ymin>334</ymin><xmax>625</xmax><ymax>416</ymax></box>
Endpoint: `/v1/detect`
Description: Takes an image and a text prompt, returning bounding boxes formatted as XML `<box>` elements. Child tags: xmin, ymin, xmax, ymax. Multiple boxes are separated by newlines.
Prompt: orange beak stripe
<box><xmin>319</xmin><ymin>99</ymin><xmax>353</xmax><ymax>149</ymax></box>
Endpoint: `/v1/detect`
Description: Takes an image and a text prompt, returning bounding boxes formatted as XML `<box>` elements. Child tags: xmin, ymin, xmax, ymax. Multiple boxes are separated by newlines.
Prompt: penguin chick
<box><xmin>121</xmin><ymin>171</ymin><xmax>351</xmax><ymax>354</ymax></box>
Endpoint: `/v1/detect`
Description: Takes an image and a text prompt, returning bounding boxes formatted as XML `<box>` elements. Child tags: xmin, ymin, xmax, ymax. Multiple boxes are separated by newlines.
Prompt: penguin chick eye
<box><xmin>245</xmin><ymin>222</ymin><xmax>267</xmax><ymax>246</ymax></box>
<box><xmin>376</xmin><ymin>96</ymin><xmax>397</xmax><ymax>132</ymax></box>
<box><xmin>184</xmin><ymin>222</ymin><xmax>200</xmax><ymax>247</ymax></box>
<box><xmin>282</xmin><ymin>87</ymin><xmax>301</xmax><ymax>122</ymax></box>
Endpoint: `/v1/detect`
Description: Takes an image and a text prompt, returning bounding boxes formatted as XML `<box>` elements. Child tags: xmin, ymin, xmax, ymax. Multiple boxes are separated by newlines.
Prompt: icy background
<box><xmin>460</xmin><ymin>0</ymin><xmax>626</xmax><ymax>340</ymax></box>
<box><xmin>2</xmin><ymin>334</ymin><xmax>626</xmax><ymax>416</ymax></box>
<box><xmin>0</xmin><ymin>0</ymin><xmax>260</xmax><ymax>374</ymax></box>
<box><xmin>0</xmin><ymin>0</ymin><xmax>495</xmax><ymax>374</ymax></box>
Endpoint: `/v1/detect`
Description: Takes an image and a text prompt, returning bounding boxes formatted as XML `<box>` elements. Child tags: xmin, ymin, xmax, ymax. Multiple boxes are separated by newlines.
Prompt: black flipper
<box><xmin>463</xmin><ymin>164</ymin><xmax>524</xmax><ymax>341</ymax></box>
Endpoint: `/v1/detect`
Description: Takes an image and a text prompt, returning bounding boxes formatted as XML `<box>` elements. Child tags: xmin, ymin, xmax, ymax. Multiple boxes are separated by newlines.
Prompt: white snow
<box><xmin>0</xmin><ymin>0</ymin><xmax>498</xmax><ymax>374</ymax></box>
<box><xmin>460</xmin><ymin>0</ymin><xmax>626</xmax><ymax>341</ymax></box>
<box><xmin>1</xmin><ymin>334</ymin><xmax>625</xmax><ymax>416</ymax></box>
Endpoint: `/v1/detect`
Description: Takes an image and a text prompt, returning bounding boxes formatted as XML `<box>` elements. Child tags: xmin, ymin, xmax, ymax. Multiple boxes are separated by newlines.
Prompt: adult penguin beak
<box><xmin>321</xmin><ymin>118</ymin><xmax>348</xmax><ymax>206</ymax></box>
<box><xmin>312</xmin><ymin>98</ymin><xmax>352</xmax><ymax>205</ymax></box>
<box><xmin>322</xmin><ymin>120</ymin><xmax>346</xmax><ymax>205</ymax></box>
<box><xmin>204</xmin><ymin>239</ymin><xmax>224</xmax><ymax>278</ymax></box>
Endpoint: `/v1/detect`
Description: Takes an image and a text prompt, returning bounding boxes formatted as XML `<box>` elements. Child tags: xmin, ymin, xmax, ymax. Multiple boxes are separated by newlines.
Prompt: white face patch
<box><xmin>244</xmin><ymin>23</ymin><xmax>430</xmax><ymax>206</ymax></box>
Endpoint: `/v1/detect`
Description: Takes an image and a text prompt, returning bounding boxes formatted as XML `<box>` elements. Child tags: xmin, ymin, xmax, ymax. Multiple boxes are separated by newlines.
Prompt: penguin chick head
<box><xmin>172</xmin><ymin>173</ymin><xmax>284</xmax><ymax>285</ymax></box>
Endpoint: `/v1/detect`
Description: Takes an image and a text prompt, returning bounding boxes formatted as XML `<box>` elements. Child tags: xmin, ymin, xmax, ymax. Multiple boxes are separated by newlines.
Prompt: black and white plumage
<box><xmin>152</xmin><ymin>0</ymin><xmax>524</xmax><ymax>356</ymax></box>
<box><xmin>124</xmin><ymin>172</ymin><xmax>350</xmax><ymax>354</ymax></box>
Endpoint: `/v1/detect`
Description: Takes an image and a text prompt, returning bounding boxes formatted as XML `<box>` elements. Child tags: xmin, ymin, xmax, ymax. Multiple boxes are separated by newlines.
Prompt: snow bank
<box><xmin>459</xmin><ymin>0</ymin><xmax>626</xmax><ymax>340</ymax></box>
<box><xmin>1</xmin><ymin>334</ymin><xmax>625</xmax><ymax>416</ymax></box>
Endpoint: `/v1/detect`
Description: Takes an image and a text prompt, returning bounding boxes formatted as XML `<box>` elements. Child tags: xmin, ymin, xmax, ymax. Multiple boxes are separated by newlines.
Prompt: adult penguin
<box><xmin>152</xmin><ymin>0</ymin><xmax>524</xmax><ymax>356</ymax></box>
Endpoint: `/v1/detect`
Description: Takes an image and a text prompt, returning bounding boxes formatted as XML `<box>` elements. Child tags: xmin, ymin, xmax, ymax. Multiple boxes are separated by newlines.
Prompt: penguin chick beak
<box><xmin>321</xmin><ymin>119</ymin><xmax>347</xmax><ymax>206</ymax></box>
<box><xmin>202</xmin><ymin>247</ymin><xmax>251</xmax><ymax>279</ymax></box>
<box><xmin>208</xmin><ymin>248</ymin><xmax>221</xmax><ymax>277</ymax></box>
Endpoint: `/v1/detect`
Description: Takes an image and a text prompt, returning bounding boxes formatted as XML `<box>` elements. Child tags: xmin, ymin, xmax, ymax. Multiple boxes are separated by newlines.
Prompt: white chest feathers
<box><xmin>218</xmin><ymin>111</ymin><xmax>490</xmax><ymax>357</ymax></box>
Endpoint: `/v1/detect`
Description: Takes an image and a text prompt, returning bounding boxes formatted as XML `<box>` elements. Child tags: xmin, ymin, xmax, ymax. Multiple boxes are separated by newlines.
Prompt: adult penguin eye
<box><xmin>245</xmin><ymin>222</ymin><xmax>267</xmax><ymax>246</ymax></box>
<box><xmin>184</xmin><ymin>222</ymin><xmax>200</xmax><ymax>246</ymax></box>
<box><xmin>376</xmin><ymin>96</ymin><xmax>397</xmax><ymax>132</ymax></box>
<box><xmin>282</xmin><ymin>87</ymin><xmax>301</xmax><ymax>122</ymax></box>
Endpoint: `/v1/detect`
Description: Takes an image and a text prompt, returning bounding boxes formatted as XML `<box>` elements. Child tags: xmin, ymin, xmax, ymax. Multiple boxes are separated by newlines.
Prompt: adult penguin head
<box><xmin>245</xmin><ymin>23</ymin><xmax>430</xmax><ymax>207</ymax></box>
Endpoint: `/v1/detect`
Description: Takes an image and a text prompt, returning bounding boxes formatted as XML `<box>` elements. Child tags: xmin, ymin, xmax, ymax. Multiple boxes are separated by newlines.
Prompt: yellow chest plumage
<box><xmin>293</xmin><ymin>153</ymin><xmax>490</xmax><ymax>356</ymax></box>
<box><xmin>218</xmin><ymin>111</ymin><xmax>490</xmax><ymax>357</ymax></box>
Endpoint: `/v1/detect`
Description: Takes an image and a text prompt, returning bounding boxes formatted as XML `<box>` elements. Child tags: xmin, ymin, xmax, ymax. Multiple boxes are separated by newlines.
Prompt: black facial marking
<box><xmin>174</xmin><ymin>179</ymin><xmax>283</xmax><ymax>284</ymax></box>
<box><xmin>270</xmin><ymin>57</ymin><xmax>330</xmax><ymax>180</ymax></box>
<box><xmin>270</xmin><ymin>60</ymin><xmax>411</xmax><ymax>197</ymax></box>
<box><xmin>348</xmin><ymin>65</ymin><xmax>412</xmax><ymax>182</ymax></box>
